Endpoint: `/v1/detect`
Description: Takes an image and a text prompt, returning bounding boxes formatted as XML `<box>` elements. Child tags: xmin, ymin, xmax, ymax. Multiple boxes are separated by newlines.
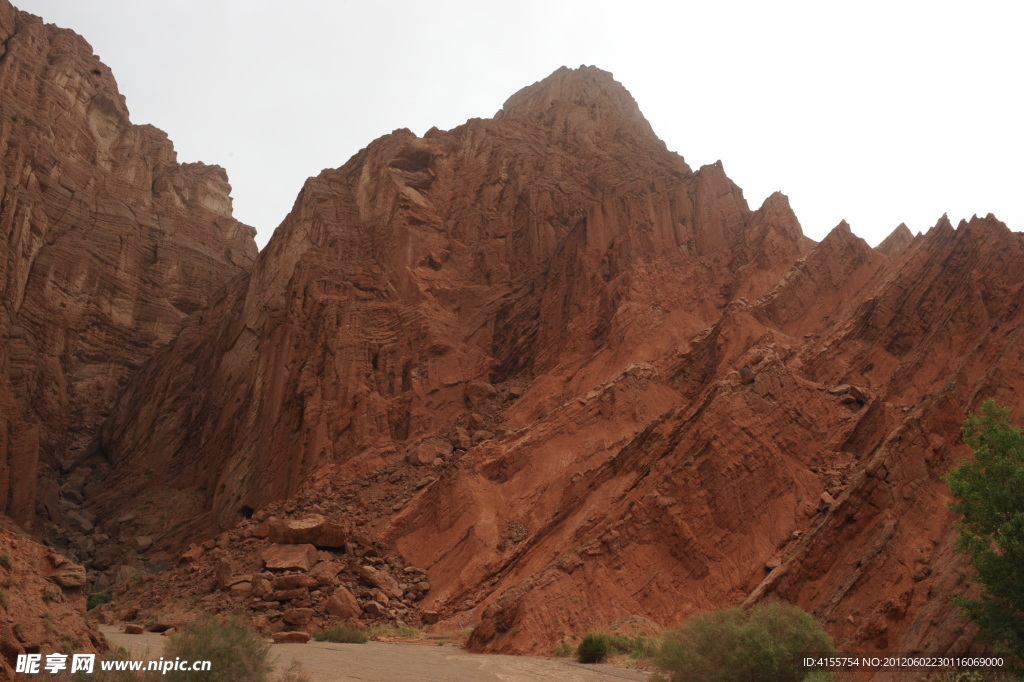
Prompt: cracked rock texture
<box><xmin>2</xmin><ymin>3</ymin><xmax>1023</xmax><ymax>677</ymax></box>
<box><xmin>92</xmin><ymin>61</ymin><xmax>1024</xmax><ymax>672</ymax></box>
<box><xmin>0</xmin><ymin>0</ymin><xmax>256</xmax><ymax>528</ymax></box>
<box><xmin>1</xmin><ymin>2</ymin><xmax>255</xmax><ymax>674</ymax></box>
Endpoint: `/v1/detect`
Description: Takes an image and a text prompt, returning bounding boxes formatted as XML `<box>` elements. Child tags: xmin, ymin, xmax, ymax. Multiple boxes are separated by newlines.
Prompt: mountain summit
<box><xmin>2</xmin><ymin>2</ymin><xmax>1023</xmax><ymax>670</ymax></box>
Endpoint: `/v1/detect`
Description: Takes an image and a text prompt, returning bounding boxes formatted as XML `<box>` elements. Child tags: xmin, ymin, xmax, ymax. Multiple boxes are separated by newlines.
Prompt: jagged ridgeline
<box><xmin>2</xmin><ymin>0</ymin><xmax>1023</xmax><ymax>670</ymax></box>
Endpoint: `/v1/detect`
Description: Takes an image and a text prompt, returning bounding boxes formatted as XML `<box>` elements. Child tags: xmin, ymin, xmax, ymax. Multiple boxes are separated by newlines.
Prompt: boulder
<box><xmin>270</xmin><ymin>588</ymin><xmax>309</xmax><ymax>602</ymax></box>
<box><xmin>268</xmin><ymin>515</ymin><xmax>346</xmax><ymax>548</ymax></box>
<box><xmin>407</xmin><ymin>438</ymin><xmax>452</xmax><ymax>466</ymax></box>
<box><xmin>309</xmin><ymin>560</ymin><xmax>344</xmax><ymax>585</ymax></box>
<box><xmin>49</xmin><ymin>564</ymin><xmax>86</xmax><ymax>589</ymax></box>
<box><xmin>179</xmin><ymin>544</ymin><xmax>205</xmax><ymax>563</ymax></box>
<box><xmin>152</xmin><ymin>612</ymin><xmax>195</xmax><ymax>632</ymax></box>
<box><xmin>464</xmin><ymin>380</ymin><xmax>497</xmax><ymax>406</ymax></box>
<box><xmin>353</xmin><ymin>565</ymin><xmax>403</xmax><ymax>599</ymax></box>
<box><xmin>325</xmin><ymin>587</ymin><xmax>361</xmax><ymax>620</ymax></box>
<box><xmin>261</xmin><ymin>544</ymin><xmax>318</xmax><ymax>571</ymax></box>
<box><xmin>282</xmin><ymin>608</ymin><xmax>314</xmax><ymax>626</ymax></box>
<box><xmin>252</xmin><ymin>577</ymin><xmax>273</xmax><ymax>599</ymax></box>
<box><xmin>214</xmin><ymin>557</ymin><xmax>238</xmax><ymax>590</ymax></box>
<box><xmin>272</xmin><ymin>574</ymin><xmax>316</xmax><ymax>590</ymax></box>
<box><xmin>269</xmin><ymin>515</ymin><xmax>325</xmax><ymax>544</ymax></box>
<box><xmin>229</xmin><ymin>580</ymin><xmax>252</xmax><ymax>596</ymax></box>
<box><xmin>272</xmin><ymin>631</ymin><xmax>311</xmax><ymax>644</ymax></box>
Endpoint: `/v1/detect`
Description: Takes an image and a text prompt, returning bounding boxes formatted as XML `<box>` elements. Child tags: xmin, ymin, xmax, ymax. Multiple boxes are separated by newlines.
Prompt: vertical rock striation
<box><xmin>0</xmin><ymin>0</ymin><xmax>256</xmax><ymax>528</ymax></box>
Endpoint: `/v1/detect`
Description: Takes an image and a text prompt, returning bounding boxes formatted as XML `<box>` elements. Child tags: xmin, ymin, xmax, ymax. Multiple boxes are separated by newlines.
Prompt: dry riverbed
<box><xmin>101</xmin><ymin>626</ymin><xmax>651</xmax><ymax>681</ymax></box>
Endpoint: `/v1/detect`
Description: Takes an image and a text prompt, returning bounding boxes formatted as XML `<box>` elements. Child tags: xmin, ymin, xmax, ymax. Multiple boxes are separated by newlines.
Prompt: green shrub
<box><xmin>0</xmin><ymin>552</ymin><xmax>10</xmax><ymax>568</ymax></box>
<box><xmin>553</xmin><ymin>641</ymin><xmax>574</xmax><ymax>657</ymax></box>
<box><xmin>312</xmin><ymin>625</ymin><xmax>368</xmax><ymax>643</ymax></box>
<box><xmin>163</xmin><ymin>616</ymin><xmax>274</xmax><ymax>682</ymax></box>
<box><xmin>655</xmin><ymin>602</ymin><xmax>836</xmax><ymax>682</ymax></box>
<box><xmin>577</xmin><ymin>633</ymin><xmax>612</xmax><ymax>663</ymax></box>
<box><xmin>608</xmin><ymin>633</ymin><xmax>658</xmax><ymax>659</ymax></box>
<box><xmin>944</xmin><ymin>400</ymin><xmax>1024</xmax><ymax>665</ymax></box>
<box><xmin>87</xmin><ymin>592</ymin><xmax>112</xmax><ymax>610</ymax></box>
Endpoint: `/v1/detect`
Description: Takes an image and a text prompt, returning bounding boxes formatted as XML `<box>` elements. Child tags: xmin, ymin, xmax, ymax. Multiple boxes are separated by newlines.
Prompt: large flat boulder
<box><xmin>260</xmin><ymin>544</ymin><xmax>318</xmax><ymax>571</ymax></box>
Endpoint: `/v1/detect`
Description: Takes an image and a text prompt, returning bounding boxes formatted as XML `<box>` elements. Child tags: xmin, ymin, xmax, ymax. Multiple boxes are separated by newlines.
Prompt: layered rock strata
<box><xmin>0</xmin><ymin>0</ymin><xmax>257</xmax><ymax>529</ymax></box>
<box><xmin>89</xmin><ymin>61</ymin><xmax>1024</xmax><ymax>671</ymax></box>
<box><xmin>4</xmin><ymin>4</ymin><xmax>1022</xmax><ymax>671</ymax></box>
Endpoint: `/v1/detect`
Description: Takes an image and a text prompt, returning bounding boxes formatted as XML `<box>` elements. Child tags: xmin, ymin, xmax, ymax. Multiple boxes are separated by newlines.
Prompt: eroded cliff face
<box><xmin>94</xmin><ymin>65</ymin><xmax>811</xmax><ymax>535</ymax></box>
<box><xmin>0</xmin><ymin>0</ymin><xmax>257</xmax><ymax>530</ymax></box>
<box><xmin>88</xmin><ymin>61</ymin><xmax>1024</xmax><ymax>669</ymax></box>
<box><xmin>5</xmin><ymin>5</ymin><xmax>1021</xmax><ymax>670</ymax></box>
<box><xmin>1</xmin><ymin>2</ymin><xmax>257</xmax><ymax>673</ymax></box>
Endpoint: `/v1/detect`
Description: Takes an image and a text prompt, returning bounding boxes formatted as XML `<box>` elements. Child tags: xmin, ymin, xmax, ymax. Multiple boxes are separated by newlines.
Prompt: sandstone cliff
<box><xmin>4</xmin><ymin>3</ymin><xmax>1022</xmax><ymax>673</ymax></box>
<box><xmin>1</xmin><ymin>2</ymin><xmax>256</xmax><ymax>673</ymax></box>
<box><xmin>0</xmin><ymin>0</ymin><xmax>257</xmax><ymax>531</ymax></box>
<box><xmin>0</xmin><ymin>524</ymin><xmax>104</xmax><ymax>681</ymax></box>
<box><xmin>87</xmin><ymin>60</ymin><xmax>1024</xmax><ymax>673</ymax></box>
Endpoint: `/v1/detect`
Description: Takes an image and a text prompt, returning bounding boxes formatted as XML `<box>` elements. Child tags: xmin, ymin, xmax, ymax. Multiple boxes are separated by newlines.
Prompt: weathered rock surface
<box><xmin>261</xmin><ymin>544</ymin><xmax>318</xmax><ymax>571</ymax></box>
<box><xmin>0</xmin><ymin>526</ymin><xmax>105</xmax><ymax>680</ymax></box>
<box><xmin>0</xmin><ymin>0</ymin><xmax>257</xmax><ymax>531</ymax></box>
<box><xmin>3</xmin><ymin>3</ymin><xmax>1023</xmax><ymax>672</ymax></box>
<box><xmin>85</xmin><ymin>62</ymin><xmax>1024</xmax><ymax>669</ymax></box>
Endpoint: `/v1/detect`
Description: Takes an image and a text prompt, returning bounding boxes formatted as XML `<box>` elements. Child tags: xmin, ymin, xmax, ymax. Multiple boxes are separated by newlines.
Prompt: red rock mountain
<box><xmin>0</xmin><ymin>0</ymin><xmax>256</xmax><ymax>528</ymax></box>
<box><xmin>2</xmin><ymin>2</ymin><xmax>1023</xmax><ymax>676</ymax></box>
<box><xmin>1</xmin><ymin>1</ymin><xmax>255</xmax><ymax>672</ymax></box>
<box><xmin>91</xmin><ymin>61</ymin><xmax>1024</xmax><ymax>664</ymax></box>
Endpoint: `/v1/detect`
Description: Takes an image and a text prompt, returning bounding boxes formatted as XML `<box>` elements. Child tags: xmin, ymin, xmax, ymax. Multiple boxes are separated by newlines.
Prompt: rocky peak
<box><xmin>747</xmin><ymin>191</ymin><xmax>806</xmax><ymax>245</ymax></box>
<box><xmin>495</xmin><ymin>65</ymin><xmax>662</xmax><ymax>146</ymax></box>
<box><xmin>876</xmin><ymin>222</ymin><xmax>915</xmax><ymax>256</ymax></box>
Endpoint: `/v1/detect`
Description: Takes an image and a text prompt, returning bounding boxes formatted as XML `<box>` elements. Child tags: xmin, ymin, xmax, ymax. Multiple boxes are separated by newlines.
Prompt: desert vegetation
<box><xmin>945</xmin><ymin>400</ymin><xmax>1024</xmax><ymax>669</ymax></box>
<box><xmin>652</xmin><ymin>602</ymin><xmax>834</xmax><ymax>681</ymax></box>
<box><xmin>312</xmin><ymin>624</ymin><xmax>368</xmax><ymax>643</ymax></box>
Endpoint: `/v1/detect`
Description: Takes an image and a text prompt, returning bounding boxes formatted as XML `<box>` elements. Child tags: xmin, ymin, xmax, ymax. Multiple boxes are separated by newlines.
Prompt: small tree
<box><xmin>944</xmin><ymin>399</ymin><xmax>1024</xmax><ymax>662</ymax></box>
<box><xmin>655</xmin><ymin>602</ymin><xmax>835</xmax><ymax>682</ymax></box>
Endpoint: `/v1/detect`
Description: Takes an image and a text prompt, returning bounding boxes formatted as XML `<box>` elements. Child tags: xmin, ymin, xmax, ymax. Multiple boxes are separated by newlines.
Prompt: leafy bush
<box><xmin>577</xmin><ymin>633</ymin><xmax>612</xmax><ymax>663</ymax></box>
<box><xmin>312</xmin><ymin>625</ymin><xmax>368</xmax><ymax>643</ymax></box>
<box><xmin>944</xmin><ymin>399</ymin><xmax>1024</xmax><ymax>665</ymax></box>
<box><xmin>163</xmin><ymin>616</ymin><xmax>274</xmax><ymax>682</ymax></box>
<box><xmin>87</xmin><ymin>592</ymin><xmax>112</xmax><ymax>610</ymax></box>
<box><xmin>655</xmin><ymin>602</ymin><xmax>836</xmax><ymax>682</ymax></box>
<box><xmin>608</xmin><ymin>633</ymin><xmax>658</xmax><ymax>659</ymax></box>
<box><xmin>553</xmin><ymin>641</ymin><xmax>574</xmax><ymax>657</ymax></box>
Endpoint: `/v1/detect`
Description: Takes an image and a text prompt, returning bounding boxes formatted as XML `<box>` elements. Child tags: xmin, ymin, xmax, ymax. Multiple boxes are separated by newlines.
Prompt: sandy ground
<box><xmin>101</xmin><ymin>626</ymin><xmax>651</xmax><ymax>681</ymax></box>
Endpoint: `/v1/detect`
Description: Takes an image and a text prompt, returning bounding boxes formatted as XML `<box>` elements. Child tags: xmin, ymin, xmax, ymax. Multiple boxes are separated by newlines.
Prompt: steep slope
<box><xmin>95</xmin><ymin>65</ymin><xmax>811</xmax><ymax>540</ymax></box>
<box><xmin>0</xmin><ymin>2</ymin><xmax>258</xmax><ymax>674</ymax></box>
<box><xmin>53</xmin><ymin>55</ymin><xmax>1021</xmax><ymax>675</ymax></box>
<box><xmin>0</xmin><ymin>0</ymin><xmax>257</xmax><ymax>531</ymax></box>
<box><xmin>409</xmin><ymin>215</ymin><xmax>1024</xmax><ymax>659</ymax></box>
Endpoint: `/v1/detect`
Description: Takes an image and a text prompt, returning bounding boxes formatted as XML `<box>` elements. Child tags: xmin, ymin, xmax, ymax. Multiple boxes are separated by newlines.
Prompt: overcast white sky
<box><xmin>15</xmin><ymin>0</ymin><xmax>1023</xmax><ymax>249</ymax></box>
